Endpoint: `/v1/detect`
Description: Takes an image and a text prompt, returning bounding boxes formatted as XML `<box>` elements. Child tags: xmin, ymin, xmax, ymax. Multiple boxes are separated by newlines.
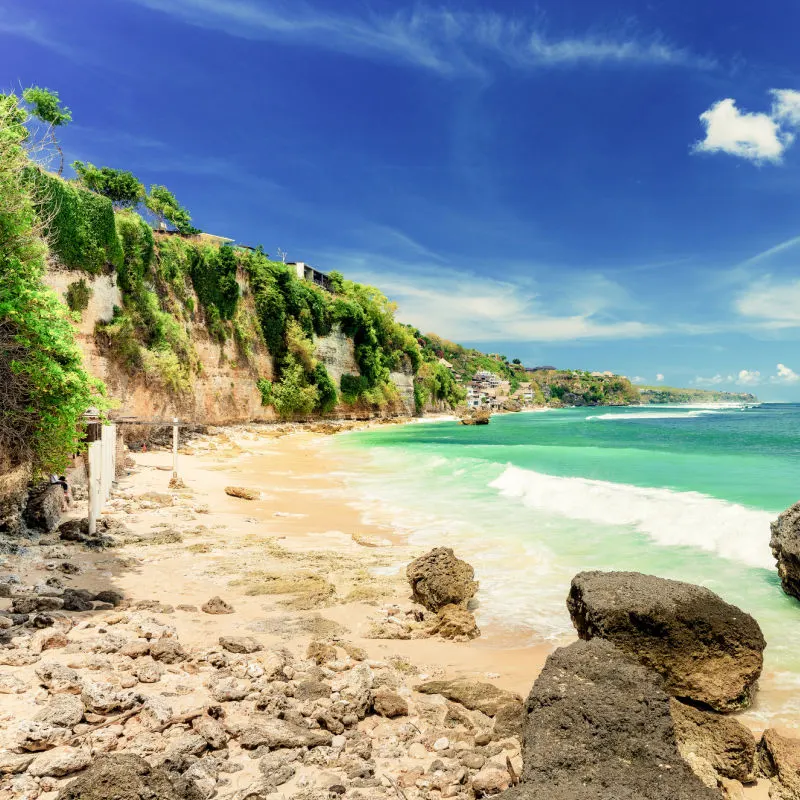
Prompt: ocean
<box><xmin>333</xmin><ymin>403</ymin><xmax>800</xmax><ymax>723</ymax></box>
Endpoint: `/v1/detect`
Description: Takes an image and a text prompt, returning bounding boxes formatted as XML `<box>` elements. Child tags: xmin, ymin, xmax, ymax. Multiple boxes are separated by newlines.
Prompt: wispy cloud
<box><xmin>124</xmin><ymin>0</ymin><xmax>715</xmax><ymax>77</ymax></box>
<box><xmin>735</xmin><ymin>277</ymin><xmax>800</xmax><ymax>328</ymax></box>
<box><xmin>693</xmin><ymin>374</ymin><xmax>733</xmax><ymax>386</ymax></box>
<box><xmin>0</xmin><ymin>10</ymin><xmax>84</xmax><ymax>61</ymax></box>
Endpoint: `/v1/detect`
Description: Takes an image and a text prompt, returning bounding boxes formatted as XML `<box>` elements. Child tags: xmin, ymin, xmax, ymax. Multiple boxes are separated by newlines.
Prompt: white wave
<box><xmin>490</xmin><ymin>465</ymin><xmax>774</xmax><ymax>569</ymax></box>
<box><xmin>586</xmin><ymin>410</ymin><xmax>721</xmax><ymax>421</ymax></box>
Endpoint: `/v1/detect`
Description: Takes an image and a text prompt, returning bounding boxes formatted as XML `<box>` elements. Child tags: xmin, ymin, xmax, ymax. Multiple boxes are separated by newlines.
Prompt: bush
<box><xmin>256</xmin><ymin>378</ymin><xmax>272</xmax><ymax>406</ymax></box>
<box><xmin>313</xmin><ymin>364</ymin><xmax>337</xmax><ymax>412</ymax></box>
<box><xmin>271</xmin><ymin>355</ymin><xmax>318</xmax><ymax>417</ymax></box>
<box><xmin>65</xmin><ymin>278</ymin><xmax>92</xmax><ymax>313</ymax></box>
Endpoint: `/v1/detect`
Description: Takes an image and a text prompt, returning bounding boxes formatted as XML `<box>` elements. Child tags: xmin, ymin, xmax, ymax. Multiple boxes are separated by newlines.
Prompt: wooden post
<box><xmin>172</xmin><ymin>418</ymin><xmax>179</xmax><ymax>479</ymax></box>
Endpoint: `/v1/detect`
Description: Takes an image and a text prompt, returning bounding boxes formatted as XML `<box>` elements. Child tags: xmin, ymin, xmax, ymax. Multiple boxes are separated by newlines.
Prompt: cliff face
<box><xmin>44</xmin><ymin>268</ymin><xmax>415</xmax><ymax>425</ymax></box>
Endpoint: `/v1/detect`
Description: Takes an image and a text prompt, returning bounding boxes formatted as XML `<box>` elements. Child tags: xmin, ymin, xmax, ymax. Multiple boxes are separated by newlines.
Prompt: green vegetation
<box><xmin>0</xmin><ymin>91</ymin><xmax>105</xmax><ymax>473</ymax></box>
<box><xmin>638</xmin><ymin>386</ymin><xmax>757</xmax><ymax>404</ymax></box>
<box><xmin>73</xmin><ymin>161</ymin><xmax>144</xmax><ymax>209</ymax></box>
<box><xmin>145</xmin><ymin>184</ymin><xmax>194</xmax><ymax>233</ymax></box>
<box><xmin>413</xmin><ymin>361</ymin><xmax>465</xmax><ymax>413</ymax></box>
<box><xmin>540</xmin><ymin>371</ymin><xmax>639</xmax><ymax>406</ymax></box>
<box><xmin>65</xmin><ymin>278</ymin><xmax>92</xmax><ymax>313</ymax></box>
<box><xmin>21</xmin><ymin>87</ymin><xmax>71</xmax><ymax>175</ymax></box>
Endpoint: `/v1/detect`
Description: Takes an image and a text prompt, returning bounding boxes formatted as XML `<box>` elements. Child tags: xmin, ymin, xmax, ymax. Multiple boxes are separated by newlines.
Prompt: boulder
<box><xmin>239</xmin><ymin>717</ymin><xmax>333</xmax><ymax>750</ymax></box>
<box><xmin>24</xmin><ymin>484</ymin><xmax>63</xmax><ymax>532</ymax></box>
<box><xmin>429</xmin><ymin>604</ymin><xmax>481</xmax><ymax>640</ymax></box>
<box><xmin>34</xmin><ymin>695</ymin><xmax>85</xmax><ymax>728</ymax></box>
<box><xmin>670</xmin><ymin>698</ymin><xmax>756</xmax><ymax>785</ymax></box>
<box><xmin>567</xmin><ymin>571</ymin><xmax>765</xmax><ymax>712</ymax></box>
<box><xmin>497</xmin><ymin>639</ymin><xmax>719</xmax><ymax>800</ymax></box>
<box><xmin>56</xmin><ymin>753</ymin><xmax>202</xmax><ymax>800</ymax></box>
<box><xmin>757</xmin><ymin>728</ymin><xmax>800</xmax><ymax>800</ymax></box>
<box><xmin>201</xmin><ymin>596</ymin><xmax>234</xmax><ymax>615</ymax></box>
<box><xmin>28</xmin><ymin>746</ymin><xmax>91</xmax><ymax>777</ymax></box>
<box><xmin>406</xmin><ymin>547</ymin><xmax>478</xmax><ymax>612</ymax></box>
<box><xmin>415</xmin><ymin>679</ymin><xmax>522</xmax><ymax>718</ymax></box>
<box><xmin>373</xmin><ymin>688</ymin><xmax>408</xmax><ymax>718</ymax></box>
<box><xmin>219</xmin><ymin>635</ymin><xmax>261</xmax><ymax>654</ymax></box>
<box><xmin>35</xmin><ymin>662</ymin><xmax>81</xmax><ymax>694</ymax></box>
<box><xmin>150</xmin><ymin>638</ymin><xmax>187</xmax><ymax>663</ymax></box>
<box><xmin>224</xmin><ymin>486</ymin><xmax>260</xmax><ymax>501</ymax></box>
<box><xmin>770</xmin><ymin>502</ymin><xmax>800</xmax><ymax>600</ymax></box>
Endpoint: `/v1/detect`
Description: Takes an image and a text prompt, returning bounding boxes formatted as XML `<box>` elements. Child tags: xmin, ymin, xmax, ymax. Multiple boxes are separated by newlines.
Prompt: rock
<box><xmin>770</xmin><ymin>502</ymin><xmax>800</xmax><ymax>600</ymax></box>
<box><xmin>201</xmin><ymin>596</ymin><xmax>234</xmax><ymax>615</ymax></box>
<box><xmin>192</xmin><ymin>715</ymin><xmax>229</xmax><ymax>749</ymax></box>
<box><xmin>209</xmin><ymin>676</ymin><xmax>250</xmax><ymax>703</ymax></box>
<box><xmin>0</xmin><ymin>672</ymin><xmax>28</xmax><ymax>694</ymax></box>
<box><xmin>56</xmin><ymin>753</ymin><xmax>202</xmax><ymax>800</ymax></box>
<box><xmin>224</xmin><ymin>486</ymin><xmax>261</xmax><ymax>500</ymax></box>
<box><xmin>493</xmin><ymin>702</ymin><xmax>525</xmax><ymax>739</ymax></box>
<box><xmin>137</xmin><ymin>491</ymin><xmax>174</xmax><ymax>507</ymax></box>
<box><xmin>81</xmin><ymin>681</ymin><xmax>141</xmax><ymax>715</ymax></box>
<box><xmin>139</xmin><ymin>696</ymin><xmax>173</xmax><ymax>731</ymax></box>
<box><xmin>150</xmin><ymin>638</ymin><xmax>187</xmax><ymax>663</ymax></box>
<box><xmin>331</xmin><ymin>662</ymin><xmax>373</xmax><ymax>720</ymax></box>
<box><xmin>429</xmin><ymin>604</ymin><xmax>480</xmax><ymax>640</ymax></box>
<box><xmin>28</xmin><ymin>746</ymin><xmax>91</xmax><ymax>777</ymax></box>
<box><xmin>93</xmin><ymin>590</ymin><xmax>124</xmax><ymax>607</ymax></box>
<box><xmin>416</xmin><ymin>679</ymin><xmax>523</xmax><ymax>718</ymax></box>
<box><xmin>62</xmin><ymin>589</ymin><xmax>94</xmax><ymax>612</ymax></box>
<box><xmin>670</xmin><ymin>698</ymin><xmax>756</xmax><ymax>785</ymax></box>
<box><xmin>133</xmin><ymin>656</ymin><xmax>165</xmax><ymax>683</ymax></box>
<box><xmin>16</xmin><ymin>720</ymin><xmax>72</xmax><ymax>751</ymax></box>
<box><xmin>34</xmin><ymin>695</ymin><xmax>85</xmax><ymax>728</ymax></box>
<box><xmin>406</xmin><ymin>548</ymin><xmax>478</xmax><ymax>612</ymax></box>
<box><xmin>239</xmin><ymin>717</ymin><xmax>333</xmax><ymax>750</ymax></box>
<box><xmin>307</xmin><ymin>640</ymin><xmax>337</xmax><ymax>664</ymax></box>
<box><xmin>757</xmin><ymin>728</ymin><xmax>800</xmax><ymax>800</ymax></box>
<box><xmin>567</xmin><ymin>570</ymin><xmax>765</xmax><ymax>712</ymax></box>
<box><xmin>24</xmin><ymin>485</ymin><xmax>63</xmax><ymax>532</ymax></box>
<box><xmin>35</xmin><ymin>662</ymin><xmax>81</xmax><ymax>694</ymax></box>
<box><xmin>373</xmin><ymin>687</ymin><xmax>408</xmax><ymax>718</ymax></box>
<box><xmin>0</xmin><ymin>752</ymin><xmax>35</xmax><ymax>774</ymax></box>
<box><xmin>472</xmin><ymin>766</ymin><xmax>510</xmax><ymax>796</ymax></box>
<box><xmin>219</xmin><ymin>635</ymin><xmax>261</xmax><ymax>654</ymax></box>
<box><xmin>12</xmin><ymin>595</ymin><xmax>64</xmax><ymax>614</ymax></box>
<box><xmin>502</xmin><ymin>639</ymin><xmax>718</xmax><ymax>800</ymax></box>
<box><xmin>30</xmin><ymin>628</ymin><xmax>69</xmax><ymax>653</ymax></box>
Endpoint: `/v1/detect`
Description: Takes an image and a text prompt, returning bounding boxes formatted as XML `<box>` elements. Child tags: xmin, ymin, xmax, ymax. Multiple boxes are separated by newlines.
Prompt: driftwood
<box><xmin>68</xmin><ymin>704</ymin><xmax>212</xmax><ymax>743</ymax></box>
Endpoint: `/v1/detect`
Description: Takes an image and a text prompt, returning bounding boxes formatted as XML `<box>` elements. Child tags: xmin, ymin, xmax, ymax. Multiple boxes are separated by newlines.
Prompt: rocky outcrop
<box><xmin>460</xmin><ymin>408</ymin><xmax>491</xmax><ymax>425</ymax></box>
<box><xmin>416</xmin><ymin>679</ymin><xmax>523</xmax><ymax>718</ymax></box>
<box><xmin>0</xmin><ymin>462</ymin><xmax>30</xmax><ymax>533</ymax></box>
<box><xmin>770</xmin><ymin>502</ymin><xmax>800</xmax><ymax>601</ymax></box>
<box><xmin>567</xmin><ymin>571</ymin><xmax>765</xmax><ymax>712</ymax></box>
<box><xmin>757</xmin><ymin>728</ymin><xmax>800</xmax><ymax>800</ymax></box>
<box><xmin>56</xmin><ymin>754</ymin><xmax>202</xmax><ymax>800</ymax></box>
<box><xmin>24</xmin><ymin>484</ymin><xmax>63</xmax><ymax>532</ymax></box>
<box><xmin>406</xmin><ymin>548</ymin><xmax>478</xmax><ymax>612</ymax></box>
<box><xmin>498</xmin><ymin>639</ymin><xmax>719</xmax><ymax>800</ymax></box>
<box><xmin>670</xmin><ymin>699</ymin><xmax>756</xmax><ymax>787</ymax></box>
<box><xmin>428</xmin><ymin>604</ymin><xmax>480</xmax><ymax>640</ymax></box>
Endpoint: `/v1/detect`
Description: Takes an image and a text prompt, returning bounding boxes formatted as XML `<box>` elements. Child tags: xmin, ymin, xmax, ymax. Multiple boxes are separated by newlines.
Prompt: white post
<box><xmin>87</xmin><ymin>441</ymin><xmax>99</xmax><ymax>536</ymax></box>
<box><xmin>172</xmin><ymin>418</ymin><xmax>179</xmax><ymax>479</ymax></box>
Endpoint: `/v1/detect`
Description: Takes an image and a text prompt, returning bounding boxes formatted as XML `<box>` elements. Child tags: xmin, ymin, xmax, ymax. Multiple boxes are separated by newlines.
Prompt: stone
<box><xmin>472</xmin><ymin>766</ymin><xmax>510</xmax><ymax>796</ymax></box>
<box><xmin>93</xmin><ymin>590</ymin><xmax>124</xmax><ymax>607</ymax></box>
<box><xmin>29</xmin><ymin>746</ymin><xmax>92</xmax><ymax>777</ymax></box>
<box><xmin>770</xmin><ymin>502</ymin><xmax>800</xmax><ymax>600</ymax></box>
<box><xmin>62</xmin><ymin>588</ymin><xmax>95</xmax><ymax>611</ymax></box>
<box><xmin>239</xmin><ymin>717</ymin><xmax>333</xmax><ymax>750</ymax></box>
<box><xmin>493</xmin><ymin>702</ymin><xmax>525</xmax><ymax>739</ymax></box>
<box><xmin>30</xmin><ymin>628</ymin><xmax>69</xmax><ymax>653</ymax></box>
<box><xmin>120</xmin><ymin>640</ymin><xmax>151</xmax><ymax>658</ymax></box>
<box><xmin>150</xmin><ymin>638</ymin><xmax>187</xmax><ymax>663</ymax></box>
<box><xmin>0</xmin><ymin>752</ymin><xmax>35</xmax><ymax>774</ymax></box>
<box><xmin>219</xmin><ymin>635</ymin><xmax>261</xmax><ymax>654</ymax></box>
<box><xmin>137</xmin><ymin>491</ymin><xmax>174</xmax><ymax>507</ymax></box>
<box><xmin>201</xmin><ymin>596</ymin><xmax>234</xmax><ymax>615</ymax></box>
<box><xmin>81</xmin><ymin>681</ymin><xmax>141</xmax><ymax>715</ymax></box>
<box><xmin>430</xmin><ymin>604</ymin><xmax>481</xmax><ymax>640</ymax></box>
<box><xmin>406</xmin><ymin>547</ymin><xmax>478</xmax><ymax>612</ymax></box>
<box><xmin>307</xmin><ymin>640</ymin><xmax>337</xmax><ymax>664</ymax></box>
<box><xmin>331</xmin><ymin>662</ymin><xmax>373</xmax><ymax>720</ymax></box>
<box><xmin>55</xmin><ymin>753</ymin><xmax>202</xmax><ymax>800</ymax></box>
<box><xmin>12</xmin><ymin>595</ymin><xmax>64</xmax><ymax>614</ymax></box>
<box><xmin>500</xmin><ymin>639</ymin><xmax>718</xmax><ymax>800</ymax></box>
<box><xmin>133</xmin><ymin>656</ymin><xmax>165</xmax><ymax>683</ymax></box>
<box><xmin>0</xmin><ymin>672</ymin><xmax>28</xmax><ymax>694</ymax></box>
<box><xmin>567</xmin><ymin>570</ymin><xmax>765</xmax><ymax>712</ymax></box>
<box><xmin>670</xmin><ymin>698</ymin><xmax>756</xmax><ymax>785</ymax></box>
<box><xmin>35</xmin><ymin>662</ymin><xmax>81</xmax><ymax>694</ymax></box>
<box><xmin>139</xmin><ymin>696</ymin><xmax>173</xmax><ymax>731</ymax></box>
<box><xmin>224</xmin><ymin>486</ymin><xmax>261</xmax><ymax>500</ymax></box>
<box><xmin>35</xmin><ymin>695</ymin><xmax>85</xmax><ymax>728</ymax></box>
<box><xmin>24</xmin><ymin>484</ymin><xmax>64</xmax><ymax>532</ymax></box>
<box><xmin>757</xmin><ymin>728</ymin><xmax>800</xmax><ymax>800</ymax></box>
<box><xmin>373</xmin><ymin>687</ymin><xmax>408</xmax><ymax>718</ymax></box>
<box><xmin>15</xmin><ymin>720</ymin><xmax>72</xmax><ymax>751</ymax></box>
<box><xmin>416</xmin><ymin>679</ymin><xmax>523</xmax><ymax>718</ymax></box>
<box><xmin>209</xmin><ymin>676</ymin><xmax>250</xmax><ymax>702</ymax></box>
<box><xmin>192</xmin><ymin>715</ymin><xmax>229</xmax><ymax>749</ymax></box>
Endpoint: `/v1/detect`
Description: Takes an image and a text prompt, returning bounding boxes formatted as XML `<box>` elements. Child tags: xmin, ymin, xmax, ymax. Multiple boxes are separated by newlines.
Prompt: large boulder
<box><xmin>757</xmin><ymin>728</ymin><xmax>800</xmax><ymax>800</ymax></box>
<box><xmin>24</xmin><ymin>484</ymin><xmax>63</xmax><ymax>532</ymax></box>
<box><xmin>497</xmin><ymin>639</ymin><xmax>720</xmax><ymax>800</ymax></box>
<box><xmin>56</xmin><ymin>754</ymin><xmax>202</xmax><ymax>800</ymax></box>
<box><xmin>670</xmin><ymin>699</ymin><xmax>756</xmax><ymax>786</ymax></box>
<box><xmin>770</xmin><ymin>502</ymin><xmax>800</xmax><ymax>601</ymax></box>
<box><xmin>406</xmin><ymin>547</ymin><xmax>478</xmax><ymax>612</ymax></box>
<box><xmin>567</xmin><ymin>571</ymin><xmax>765</xmax><ymax>712</ymax></box>
<box><xmin>415</xmin><ymin>679</ymin><xmax>522</xmax><ymax>718</ymax></box>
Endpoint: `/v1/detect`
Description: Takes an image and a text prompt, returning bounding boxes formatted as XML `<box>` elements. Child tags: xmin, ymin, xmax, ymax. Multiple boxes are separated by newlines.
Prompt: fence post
<box><xmin>172</xmin><ymin>418</ymin><xmax>179</xmax><ymax>479</ymax></box>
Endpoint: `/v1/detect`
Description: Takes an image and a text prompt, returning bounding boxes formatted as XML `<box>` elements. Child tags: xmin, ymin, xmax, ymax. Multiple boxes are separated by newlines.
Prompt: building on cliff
<box><xmin>289</xmin><ymin>262</ymin><xmax>333</xmax><ymax>292</ymax></box>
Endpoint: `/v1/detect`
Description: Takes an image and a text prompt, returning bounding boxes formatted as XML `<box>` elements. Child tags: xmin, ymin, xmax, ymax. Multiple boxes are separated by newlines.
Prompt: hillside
<box><xmin>638</xmin><ymin>386</ymin><xmax>758</xmax><ymax>404</ymax></box>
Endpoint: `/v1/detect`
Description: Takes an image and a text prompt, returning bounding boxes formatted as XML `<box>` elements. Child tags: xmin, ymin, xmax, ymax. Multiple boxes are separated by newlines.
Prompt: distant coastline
<box><xmin>637</xmin><ymin>385</ymin><xmax>758</xmax><ymax>405</ymax></box>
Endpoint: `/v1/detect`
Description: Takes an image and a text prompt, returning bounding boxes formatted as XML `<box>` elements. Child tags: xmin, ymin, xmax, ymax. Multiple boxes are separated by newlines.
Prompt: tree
<box><xmin>22</xmin><ymin>87</ymin><xmax>71</xmax><ymax>176</ymax></box>
<box><xmin>145</xmin><ymin>184</ymin><xmax>194</xmax><ymax>233</ymax></box>
<box><xmin>73</xmin><ymin>161</ymin><xmax>144</xmax><ymax>208</ymax></box>
<box><xmin>512</xmin><ymin>358</ymin><xmax>521</xmax><ymax>365</ymax></box>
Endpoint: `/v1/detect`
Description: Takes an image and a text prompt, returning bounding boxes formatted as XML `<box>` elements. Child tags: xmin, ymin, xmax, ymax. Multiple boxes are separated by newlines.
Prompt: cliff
<box><xmin>638</xmin><ymin>386</ymin><xmax>758</xmax><ymax>404</ymax></box>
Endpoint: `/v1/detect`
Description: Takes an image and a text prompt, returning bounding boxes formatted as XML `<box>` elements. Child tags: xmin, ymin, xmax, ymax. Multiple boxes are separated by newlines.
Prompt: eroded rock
<box><xmin>406</xmin><ymin>548</ymin><xmax>478</xmax><ymax>612</ymax></box>
<box><xmin>770</xmin><ymin>502</ymin><xmax>800</xmax><ymax>601</ymax></box>
<box><xmin>757</xmin><ymin>728</ymin><xmax>800</xmax><ymax>800</ymax></box>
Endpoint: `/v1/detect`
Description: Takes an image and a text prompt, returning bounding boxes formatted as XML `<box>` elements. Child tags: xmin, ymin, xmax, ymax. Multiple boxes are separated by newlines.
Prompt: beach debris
<box><xmin>406</xmin><ymin>547</ymin><xmax>478</xmax><ymax>612</ymax></box>
<box><xmin>757</xmin><ymin>728</ymin><xmax>800</xmax><ymax>799</ymax></box>
<box><xmin>224</xmin><ymin>486</ymin><xmax>261</xmax><ymax>500</ymax></box>
<box><xmin>503</xmin><ymin>639</ymin><xmax>719</xmax><ymax>800</ymax></box>
<box><xmin>200</xmin><ymin>596</ymin><xmax>234</xmax><ymax>615</ymax></box>
<box><xmin>670</xmin><ymin>698</ymin><xmax>756</xmax><ymax>786</ymax></box>
<box><xmin>770</xmin><ymin>501</ymin><xmax>800</xmax><ymax>601</ymax></box>
<box><xmin>567</xmin><ymin>570</ymin><xmax>765</xmax><ymax>712</ymax></box>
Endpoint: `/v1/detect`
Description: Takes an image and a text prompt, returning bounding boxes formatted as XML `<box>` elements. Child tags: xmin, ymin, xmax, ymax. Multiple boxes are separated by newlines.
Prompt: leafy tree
<box><xmin>327</xmin><ymin>270</ymin><xmax>344</xmax><ymax>293</ymax></box>
<box><xmin>512</xmin><ymin>358</ymin><xmax>521</xmax><ymax>365</ymax></box>
<box><xmin>145</xmin><ymin>184</ymin><xmax>193</xmax><ymax>233</ymax></box>
<box><xmin>22</xmin><ymin>87</ymin><xmax>71</xmax><ymax>176</ymax></box>
<box><xmin>73</xmin><ymin>161</ymin><xmax>144</xmax><ymax>208</ymax></box>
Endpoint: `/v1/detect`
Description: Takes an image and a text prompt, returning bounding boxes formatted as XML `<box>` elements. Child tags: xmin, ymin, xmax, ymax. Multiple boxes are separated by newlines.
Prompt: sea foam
<box><xmin>490</xmin><ymin>465</ymin><xmax>774</xmax><ymax>569</ymax></box>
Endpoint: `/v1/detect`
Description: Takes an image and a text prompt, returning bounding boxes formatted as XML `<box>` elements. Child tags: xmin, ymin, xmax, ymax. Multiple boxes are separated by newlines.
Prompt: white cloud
<box><xmin>656</xmin><ymin>373</ymin><xmax>665</xmax><ymax>382</ymax></box>
<box><xmin>771</xmin><ymin>363</ymin><xmax>800</xmax><ymax>384</ymax></box>
<box><xmin>735</xmin><ymin>278</ymin><xmax>800</xmax><ymax>328</ymax></box>
<box><xmin>771</xmin><ymin>89</ymin><xmax>800</xmax><ymax>126</ymax></box>
<box><xmin>736</xmin><ymin>369</ymin><xmax>761</xmax><ymax>386</ymax></box>
<box><xmin>124</xmin><ymin>1</ymin><xmax>714</xmax><ymax>77</ymax></box>
<box><xmin>694</xmin><ymin>374</ymin><xmax>732</xmax><ymax>386</ymax></box>
<box><xmin>631</xmin><ymin>376</ymin><xmax>647</xmax><ymax>384</ymax></box>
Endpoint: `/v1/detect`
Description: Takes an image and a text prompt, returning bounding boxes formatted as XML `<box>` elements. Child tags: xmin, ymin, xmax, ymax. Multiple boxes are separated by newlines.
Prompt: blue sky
<box><xmin>2</xmin><ymin>0</ymin><xmax>800</xmax><ymax>399</ymax></box>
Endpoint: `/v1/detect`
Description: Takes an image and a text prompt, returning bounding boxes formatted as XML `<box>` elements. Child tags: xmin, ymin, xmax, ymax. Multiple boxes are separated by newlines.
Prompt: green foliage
<box><xmin>73</xmin><ymin>161</ymin><xmax>144</xmax><ymax>208</ymax></box>
<box><xmin>65</xmin><ymin>278</ymin><xmax>92</xmax><ymax>313</ymax></box>
<box><xmin>341</xmin><ymin>374</ymin><xmax>369</xmax><ymax>403</ymax></box>
<box><xmin>414</xmin><ymin>361</ymin><xmax>465</xmax><ymax>413</ymax></box>
<box><xmin>115</xmin><ymin>210</ymin><xmax>154</xmax><ymax>291</ymax></box>
<box><xmin>188</xmin><ymin>244</ymin><xmax>240</xmax><ymax>326</ymax></box>
<box><xmin>271</xmin><ymin>354</ymin><xmax>318</xmax><ymax>417</ymax></box>
<box><xmin>0</xmin><ymin>91</ymin><xmax>106</xmax><ymax>473</ymax></box>
<box><xmin>638</xmin><ymin>386</ymin><xmax>757</xmax><ymax>404</ymax></box>
<box><xmin>22</xmin><ymin>87</ymin><xmax>71</xmax><ymax>175</ymax></box>
<box><xmin>27</xmin><ymin>168</ymin><xmax>123</xmax><ymax>274</ymax></box>
<box><xmin>327</xmin><ymin>270</ymin><xmax>345</xmax><ymax>293</ymax></box>
<box><xmin>256</xmin><ymin>378</ymin><xmax>272</xmax><ymax>406</ymax></box>
<box><xmin>145</xmin><ymin>184</ymin><xmax>193</xmax><ymax>233</ymax></box>
<box><xmin>313</xmin><ymin>364</ymin><xmax>337</xmax><ymax>412</ymax></box>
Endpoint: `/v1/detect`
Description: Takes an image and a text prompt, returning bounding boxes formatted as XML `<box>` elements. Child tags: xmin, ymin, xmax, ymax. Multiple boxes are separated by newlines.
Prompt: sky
<box><xmin>2</xmin><ymin>0</ymin><xmax>800</xmax><ymax>400</ymax></box>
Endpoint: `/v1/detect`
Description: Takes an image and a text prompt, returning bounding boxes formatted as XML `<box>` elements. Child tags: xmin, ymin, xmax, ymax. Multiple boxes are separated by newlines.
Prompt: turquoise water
<box><xmin>334</xmin><ymin>404</ymin><xmax>800</xmax><ymax>722</ymax></box>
